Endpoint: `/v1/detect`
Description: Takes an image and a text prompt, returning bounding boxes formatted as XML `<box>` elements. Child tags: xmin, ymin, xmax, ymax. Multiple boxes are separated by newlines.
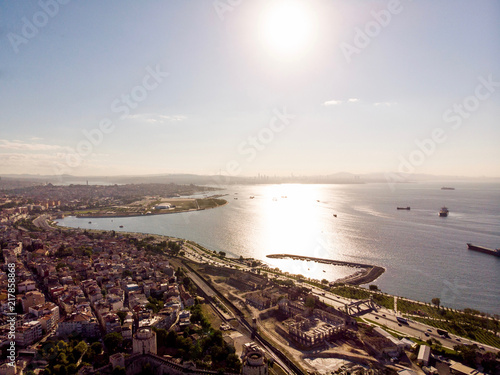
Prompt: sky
<box><xmin>1</xmin><ymin>0</ymin><xmax>499</xmax><ymax>178</ymax></box>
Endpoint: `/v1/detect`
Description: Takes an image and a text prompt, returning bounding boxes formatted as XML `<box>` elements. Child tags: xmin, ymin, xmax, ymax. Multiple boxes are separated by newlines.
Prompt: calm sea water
<box><xmin>58</xmin><ymin>182</ymin><xmax>500</xmax><ymax>315</ymax></box>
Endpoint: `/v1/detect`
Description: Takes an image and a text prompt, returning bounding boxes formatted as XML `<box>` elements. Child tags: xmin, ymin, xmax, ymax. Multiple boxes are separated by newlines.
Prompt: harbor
<box><xmin>266</xmin><ymin>254</ymin><xmax>385</xmax><ymax>285</ymax></box>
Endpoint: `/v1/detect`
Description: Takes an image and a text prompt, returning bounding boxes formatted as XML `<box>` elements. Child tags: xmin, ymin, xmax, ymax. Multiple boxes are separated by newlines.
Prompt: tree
<box><xmin>431</xmin><ymin>298</ymin><xmax>441</xmax><ymax>308</ymax></box>
<box><xmin>226</xmin><ymin>353</ymin><xmax>242</xmax><ymax>372</ymax></box>
<box><xmin>369</xmin><ymin>284</ymin><xmax>379</xmax><ymax>291</ymax></box>
<box><xmin>104</xmin><ymin>332</ymin><xmax>123</xmax><ymax>354</ymax></box>
<box><xmin>90</xmin><ymin>342</ymin><xmax>102</xmax><ymax>355</ymax></box>
<box><xmin>321</xmin><ymin>279</ymin><xmax>328</xmax><ymax>285</ymax></box>
<box><xmin>305</xmin><ymin>295</ymin><xmax>316</xmax><ymax>308</ymax></box>
<box><xmin>116</xmin><ymin>311</ymin><xmax>127</xmax><ymax>325</ymax></box>
<box><xmin>121</xmin><ymin>269</ymin><xmax>133</xmax><ymax>278</ymax></box>
<box><xmin>454</xmin><ymin>344</ymin><xmax>478</xmax><ymax>367</ymax></box>
<box><xmin>112</xmin><ymin>367</ymin><xmax>126</xmax><ymax>375</ymax></box>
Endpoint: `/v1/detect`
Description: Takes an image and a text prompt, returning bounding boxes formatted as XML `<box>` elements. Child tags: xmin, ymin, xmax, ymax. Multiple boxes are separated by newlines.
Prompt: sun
<box><xmin>259</xmin><ymin>1</ymin><xmax>315</xmax><ymax>58</ymax></box>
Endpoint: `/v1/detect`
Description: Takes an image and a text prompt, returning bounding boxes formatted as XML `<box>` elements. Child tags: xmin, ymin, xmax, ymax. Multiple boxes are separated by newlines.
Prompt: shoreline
<box><xmin>266</xmin><ymin>254</ymin><xmax>385</xmax><ymax>286</ymax></box>
<box><xmin>69</xmin><ymin>199</ymin><xmax>228</xmax><ymax>219</ymax></box>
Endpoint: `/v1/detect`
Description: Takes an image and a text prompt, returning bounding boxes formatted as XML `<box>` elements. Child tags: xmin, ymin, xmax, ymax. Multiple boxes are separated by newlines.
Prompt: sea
<box><xmin>57</xmin><ymin>182</ymin><xmax>500</xmax><ymax>315</ymax></box>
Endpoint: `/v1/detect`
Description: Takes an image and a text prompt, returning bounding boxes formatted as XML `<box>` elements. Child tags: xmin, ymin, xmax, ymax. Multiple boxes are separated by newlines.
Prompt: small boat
<box><xmin>317</xmin><ymin>200</ymin><xmax>320</xmax><ymax>202</ymax></box>
<box><xmin>88</xmin><ymin>221</ymin><xmax>92</xmax><ymax>224</ymax></box>
<box><xmin>397</xmin><ymin>207</ymin><xmax>410</xmax><ymax>210</ymax></box>
<box><xmin>250</xmin><ymin>196</ymin><xmax>255</xmax><ymax>199</ymax></box>
<box><xmin>119</xmin><ymin>225</ymin><xmax>124</xmax><ymax>228</ymax></box>
<box><xmin>439</xmin><ymin>207</ymin><xmax>449</xmax><ymax>217</ymax></box>
<box><xmin>323</xmin><ymin>270</ymin><xmax>326</xmax><ymax>272</ymax></box>
<box><xmin>441</xmin><ymin>187</ymin><xmax>455</xmax><ymax>190</ymax></box>
<box><xmin>333</xmin><ymin>214</ymin><xmax>337</xmax><ymax>217</ymax></box>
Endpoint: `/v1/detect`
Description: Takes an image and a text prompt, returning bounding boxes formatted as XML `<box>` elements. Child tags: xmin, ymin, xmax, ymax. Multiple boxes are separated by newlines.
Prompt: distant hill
<box><xmin>1</xmin><ymin>172</ymin><xmax>498</xmax><ymax>189</ymax></box>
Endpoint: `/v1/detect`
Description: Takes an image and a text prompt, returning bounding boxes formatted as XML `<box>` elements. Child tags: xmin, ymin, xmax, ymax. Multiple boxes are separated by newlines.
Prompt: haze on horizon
<box><xmin>1</xmin><ymin>0</ymin><xmax>499</xmax><ymax>179</ymax></box>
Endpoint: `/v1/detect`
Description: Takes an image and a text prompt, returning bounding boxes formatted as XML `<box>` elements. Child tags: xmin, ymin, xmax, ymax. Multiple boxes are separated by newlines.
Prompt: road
<box><xmin>312</xmin><ymin>289</ymin><xmax>499</xmax><ymax>354</ymax></box>
<box><xmin>180</xmin><ymin>261</ymin><xmax>300</xmax><ymax>374</ymax></box>
<box><xmin>181</xmin><ymin>244</ymin><xmax>499</xmax><ymax>358</ymax></box>
<box><xmin>33</xmin><ymin>214</ymin><xmax>54</xmax><ymax>230</ymax></box>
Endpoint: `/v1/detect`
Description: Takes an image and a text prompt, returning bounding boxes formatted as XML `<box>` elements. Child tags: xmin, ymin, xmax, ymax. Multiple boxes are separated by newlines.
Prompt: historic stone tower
<box><xmin>132</xmin><ymin>327</ymin><xmax>157</xmax><ymax>355</ymax></box>
<box><xmin>242</xmin><ymin>350</ymin><xmax>268</xmax><ymax>375</ymax></box>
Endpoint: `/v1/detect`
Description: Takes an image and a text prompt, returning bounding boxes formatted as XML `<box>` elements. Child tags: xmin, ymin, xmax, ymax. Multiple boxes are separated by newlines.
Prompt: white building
<box><xmin>417</xmin><ymin>345</ymin><xmax>431</xmax><ymax>366</ymax></box>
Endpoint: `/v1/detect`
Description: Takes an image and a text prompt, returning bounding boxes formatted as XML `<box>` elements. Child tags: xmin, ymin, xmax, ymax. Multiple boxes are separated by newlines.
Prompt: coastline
<box><xmin>70</xmin><ymin>198</ymin><xmax>228</xmax><ymax>219</ymax></box>
<box><xmin>266</xmin><ymin>254</ymin><xmax>385</xmax><ymax>286</ymax></box>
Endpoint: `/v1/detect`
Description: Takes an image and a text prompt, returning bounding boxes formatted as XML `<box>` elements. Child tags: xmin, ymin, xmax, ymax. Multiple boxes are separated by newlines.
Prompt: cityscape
<box><xmin>1</xmin><ymin>1</ymin><xmax>500</xmax><ymax>375</ymax></box>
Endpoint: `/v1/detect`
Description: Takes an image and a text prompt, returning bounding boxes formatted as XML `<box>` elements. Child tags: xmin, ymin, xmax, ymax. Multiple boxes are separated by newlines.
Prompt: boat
<box><xmin>119</xmin><ymin>225</ymin><xmax>123</xmax><ymax>228</ymax></box>
<box><xmin>467</xmin><ymin>243</ymin><xmax>500</xmax><ymax>257</ymax></box>
<box><xmin>333</xmin><ymin>214</ymin><xmax>337</xmax><ymax>218</ymax></box>
<box><xmin>397</xmin><ymin>207</ymin><xmax>410</xmax><ymax>210</ymax></box>
<box><xmin>441</xmin><ymin>187</ymin><xmax>455</xmax><ymax>190</ymax></box>
<box><xmin>439</xmin><ymin>207</ymin><xmax>449</xmax><ymax>217</ymax></box>
<box><xmin>88</xmin><ymin>221</ymin><xmax>92</xmax><ymax>224</ymax></box>
<box><xmin>250</xmin><ymin>196</ymin><xmax>255</xmax><ymax>199</ymax></box>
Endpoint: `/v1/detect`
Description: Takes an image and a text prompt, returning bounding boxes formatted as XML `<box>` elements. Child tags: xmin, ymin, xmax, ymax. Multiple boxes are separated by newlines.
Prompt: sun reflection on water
<box><xmin>249</xmin><ymin>184</ymin><xmax>357</xmax><ymax>282</ymax></box>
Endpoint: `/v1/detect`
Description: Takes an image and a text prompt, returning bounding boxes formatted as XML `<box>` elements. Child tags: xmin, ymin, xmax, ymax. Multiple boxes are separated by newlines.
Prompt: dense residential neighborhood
<box><xmin>0</xmin><ymin>183</ymin><xmax>499</xmax><ymax>375</ymax></box>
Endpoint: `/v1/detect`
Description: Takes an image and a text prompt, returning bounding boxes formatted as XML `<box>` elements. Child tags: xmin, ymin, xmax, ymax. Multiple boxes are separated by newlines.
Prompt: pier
<box><xmin>266</xmin><ymin>254</ymin><xmax>385</xmax><ymax>285</ymax></box>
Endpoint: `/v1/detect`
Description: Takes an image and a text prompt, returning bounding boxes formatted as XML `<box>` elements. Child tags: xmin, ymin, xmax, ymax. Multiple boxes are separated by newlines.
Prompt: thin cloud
<box><xmin>323</xmin><ymin>98</ymin><xmax>360</xmax><ymax>106</ymax></box>
<box><xmin>374</xmin><ymin>102</ymin><xmax>397</xmax><ymax>107</ymax></box>
<box><xmin>0</xmin><ymin>139</ymin><xmax>72</xmax><ymax>152</ymax></box>
<box><xmin>323</xmin><ymin>100</ymin><xmax>343</xmax><ymax>106</ymax></box>
<box><xmin>127</xmin><ymin>113</ymin><xmax>187</xmax><ymax>123</ymax></box>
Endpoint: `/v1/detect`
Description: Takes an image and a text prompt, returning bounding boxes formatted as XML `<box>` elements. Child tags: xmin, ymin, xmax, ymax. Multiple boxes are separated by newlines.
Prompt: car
<box><xmin>375</xmin><ymin>316</ymin><xmax>379</xmax><ymax>319</ymax></box>
<box><xmin>424</xmin><ymin>332</ymin><xmax>430</xmax><ymax>337</ymax></box>
<box><xmin>382</xmin><ymin>314</ymin><xmax>386</xmax><ymax>317</ymax></box>
<box><xmin>456</xmin><ymin>338</ymin><xmax>461</xmax><ymax>342</ymax></box>
<box><xmin>427</xmin><ymin>329</ymin><xmax>432</xmax><ymax>332</ymax></box>
<box><xmin>398</xmin><ymin>323</ymin><xmax>402</xmax><ymax>326</ymax></box>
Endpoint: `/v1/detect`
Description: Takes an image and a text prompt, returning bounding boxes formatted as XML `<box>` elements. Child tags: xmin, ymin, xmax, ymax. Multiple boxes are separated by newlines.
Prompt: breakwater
<box><xmin>266</xmin><ymin>254</ymin><xmax>385</xmax><ymax>285</ymax></box>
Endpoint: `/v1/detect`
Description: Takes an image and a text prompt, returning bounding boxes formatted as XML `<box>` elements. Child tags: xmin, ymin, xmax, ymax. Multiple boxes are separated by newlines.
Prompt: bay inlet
<box><xmin>58</xmin><ymin>182</ymin><xmax>500</xmax><ymax>315</ymax></box>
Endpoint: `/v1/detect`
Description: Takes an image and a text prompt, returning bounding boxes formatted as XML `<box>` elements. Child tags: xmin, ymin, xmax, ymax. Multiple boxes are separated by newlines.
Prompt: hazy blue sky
<box><xmin>1</xmin><ymin>0</ymin><xmax>499</xmax><ymax>177</ymax></box>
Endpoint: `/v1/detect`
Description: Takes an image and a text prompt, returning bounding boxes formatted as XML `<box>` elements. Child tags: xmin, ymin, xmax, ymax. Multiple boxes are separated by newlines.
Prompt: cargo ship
<box><xmin>397</xmin><ymin>207</ymin><xmax>410</xmax><ymax>210</ymax></box>
<box><xmin>439</xmin><ymin>206</ymin><xmax>449</xmax><ymax>217</ymax></box>
<box><xmin>467</xmin><ymin>243</ymin><xmax>500</xmax><ymax>257</ymax></box>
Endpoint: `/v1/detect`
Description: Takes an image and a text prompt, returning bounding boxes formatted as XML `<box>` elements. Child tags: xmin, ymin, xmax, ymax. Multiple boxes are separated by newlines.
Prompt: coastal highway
<box><xmin>33</xmin><ymin>214</ymin><xmax>54</xmax><ymax>231</ymax></box>
<box><xmin>312</xmin><ymin>289</ymin><xmax>499</xmax><ymax>354</ymax></box>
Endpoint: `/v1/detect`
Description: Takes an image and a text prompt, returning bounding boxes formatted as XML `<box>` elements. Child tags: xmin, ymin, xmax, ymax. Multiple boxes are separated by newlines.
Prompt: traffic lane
<box><xmin>365</xmin><ymin>311</ymin><xmax>499</xmax><ymax>353</ymax></box>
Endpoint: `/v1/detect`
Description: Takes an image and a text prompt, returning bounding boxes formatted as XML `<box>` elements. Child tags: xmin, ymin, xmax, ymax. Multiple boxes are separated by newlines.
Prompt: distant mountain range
<box><xmin>1</xmin><ymin>172</ymin><xmax>499</xmax><ymax>188</ymax></box>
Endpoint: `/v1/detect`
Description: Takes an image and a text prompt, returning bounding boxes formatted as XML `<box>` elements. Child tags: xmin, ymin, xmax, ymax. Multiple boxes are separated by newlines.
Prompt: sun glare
<box><xmin>259</xmin><ymin>1</ymin><xmax>315</xmax><ymax>58</ymax></box>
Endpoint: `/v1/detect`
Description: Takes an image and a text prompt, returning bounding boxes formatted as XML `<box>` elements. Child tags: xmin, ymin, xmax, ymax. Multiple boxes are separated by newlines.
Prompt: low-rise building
<box><xmin>417</xmin><ymin>345</ymin><xmax>431</xmax><ymax>366</ymax></box>
<box><xmin>16</xmin><ymin>321</ymin><xmax>42</xmax><ymax>347</ymax></box>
